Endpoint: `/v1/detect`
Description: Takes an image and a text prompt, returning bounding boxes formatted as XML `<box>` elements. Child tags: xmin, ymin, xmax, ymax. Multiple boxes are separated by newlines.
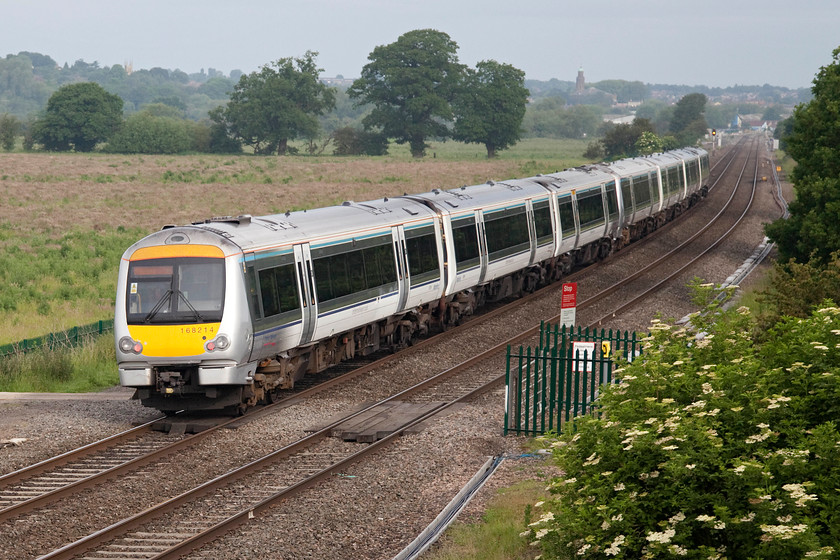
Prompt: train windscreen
<box><xmin>127</xmin><ymin>257</ymin><xmax>225</xmax><ymax>324</ymax></box>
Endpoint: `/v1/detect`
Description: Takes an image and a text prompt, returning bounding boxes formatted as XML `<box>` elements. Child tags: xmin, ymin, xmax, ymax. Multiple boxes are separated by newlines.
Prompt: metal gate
<box><xmin>504</xmin><ymin>322</ymin><xmax>642</xmax><ymax>436</ymax></box>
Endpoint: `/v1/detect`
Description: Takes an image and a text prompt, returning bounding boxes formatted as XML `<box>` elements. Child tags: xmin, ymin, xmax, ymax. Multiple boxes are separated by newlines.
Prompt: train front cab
<box><xmin>116</xmin><ymin>233</ymin><xmax>255</xmax><ymax>412</ymax></box>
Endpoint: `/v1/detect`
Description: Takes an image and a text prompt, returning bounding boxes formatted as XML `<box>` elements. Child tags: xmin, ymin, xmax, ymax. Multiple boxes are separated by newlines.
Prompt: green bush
<box><xmin>529</xmin><ymin>288</ymin><xmax>840</xmax><ymax>559</ymax></box>
<box><xmin>104</xmin><ymin>112</ymin><xmax>193</xmax><ymax>154</ymax></box>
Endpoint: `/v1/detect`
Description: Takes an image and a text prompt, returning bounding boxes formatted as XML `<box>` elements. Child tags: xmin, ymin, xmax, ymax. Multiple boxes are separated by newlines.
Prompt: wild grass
<box><xmin>0</xmin><ymin>335</ymin><xmax>118</xmax><ymax>392</ymax></box>
<box><xmin>424</xmin><ymin>478</ymin><xmax>545</xmax><ymax>560</ymax></box>
<box><xmin>0</xmin><ymin>224</ymin><xmax>145</xmax><ymax>343</ymax></box>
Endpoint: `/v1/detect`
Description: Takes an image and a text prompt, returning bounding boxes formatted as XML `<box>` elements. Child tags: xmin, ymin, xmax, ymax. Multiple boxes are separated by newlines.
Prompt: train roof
<box><xmin>126</xmin><ymin>196</ymin><xmax>441</xmax><ymax>258</ymax></box>
<box><xmin>404</xmin><ymin>177</ymin><xmax>551</xmax><ymax>216</ymax></box>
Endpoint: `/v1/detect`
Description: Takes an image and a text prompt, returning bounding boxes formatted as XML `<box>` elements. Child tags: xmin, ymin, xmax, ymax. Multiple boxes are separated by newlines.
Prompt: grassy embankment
<box><xmin>0</xmin><ymin>138</ymin><xmax>588</xmax><ymax>391</ymax></box>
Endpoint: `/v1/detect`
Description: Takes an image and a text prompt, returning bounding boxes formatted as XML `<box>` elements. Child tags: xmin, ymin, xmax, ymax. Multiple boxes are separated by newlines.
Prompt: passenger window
<box><xmin>577</xmin><ymin>188</ymin><xmax>605</xmax><ymax>232</ymax></box>
<box><xmin>533</xmin><ymin>200</ymin><xmax>553</xmax><ymax>246</ymax></box>
<box><xmin>620</xmin><ymin>178</ymin><xmax>633</xmax><ymax>212</ymax></box>
<box><xmin>405</xmin><ymin>225</ymin><xmax>440</xmax><ymax>285</ymax></box>
<box><xmin>257</xmin><ymin>263</ymin><xmax>300</xmax><ymax>319</ymax></box>
<box><xmin>311</xmin><ymin>234</ymin><xmax>398</xmax><ymax>310</ymax></box>
<box><xmin>557</xmin><ymin>195</ymin><xmax>575</xmax><ymax>239</ymax></box>
<box><xmin>633</xmin><ymin>174</ymin><xmax>651</xmax><ymax>207</ymax></box>
<box><xmin>452</xmin><ymin>216</ymin><xmax>480</xmax><ymax>269</ymax></box>
<box><xmin>484</xmin><ymin>206</ymin><xmax>529</xmax><ymax>261</ymax></box>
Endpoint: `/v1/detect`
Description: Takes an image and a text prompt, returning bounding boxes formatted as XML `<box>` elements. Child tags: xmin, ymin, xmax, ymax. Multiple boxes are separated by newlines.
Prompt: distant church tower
<box><xmin>575</xmin><ymin>66</ymin><xmax>585</xmax><ymax>94</ymax></box>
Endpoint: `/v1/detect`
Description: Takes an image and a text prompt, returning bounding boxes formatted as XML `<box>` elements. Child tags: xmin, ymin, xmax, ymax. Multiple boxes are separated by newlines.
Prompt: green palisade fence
<box><xmin>504</xmin><ymin>322</ymin><xmax>642</xmax><ymax>436</ymax></box>
<box><xmin>0</xmin><ymin>320</ymin><xmax>114</xmax><ymax>358</ymax></box>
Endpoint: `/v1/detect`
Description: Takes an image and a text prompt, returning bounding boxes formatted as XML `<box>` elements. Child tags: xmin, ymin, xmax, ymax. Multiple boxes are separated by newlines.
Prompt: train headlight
<box><xmin>215</xmin><ymin>335</ymin><xmax>231</xmax><ymax>350</ymax></box>
<box><xmin>205</xmin><ymin>334</ymin><xmax>230</xmax><ymax>352</ymax></box>
<box><xmin>119</xmin><ymin>336</ymin><xmax>143</xmax><ymax>354</ymax></box>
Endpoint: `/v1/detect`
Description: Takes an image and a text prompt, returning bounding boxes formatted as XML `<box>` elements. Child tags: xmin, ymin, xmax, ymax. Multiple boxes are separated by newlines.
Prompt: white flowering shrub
<box><xmin>528</xmin><ymin>293</ymin><xmax>840</xmax><ymax>559</ymax></box>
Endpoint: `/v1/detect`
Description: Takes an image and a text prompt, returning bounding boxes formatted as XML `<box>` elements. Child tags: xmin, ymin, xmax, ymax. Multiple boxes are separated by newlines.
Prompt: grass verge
<box><xmin>424</xmin><ymin>478</ymin><xmax>545</xmax><ymax>560</ymax></box>
<box><xmin>0</xmin><ymin>335</ymin><xmax>118</xmax><ymax>392</ymax></box>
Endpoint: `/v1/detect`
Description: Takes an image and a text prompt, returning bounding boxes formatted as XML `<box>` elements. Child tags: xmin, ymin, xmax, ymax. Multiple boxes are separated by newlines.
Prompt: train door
<box><xmin>653</xmin><ymin>167</ymin><xmax>665</xmax><ymax>212</ymax></box>
<box><xmin>620</xmin><ymin>176</ymin><xmax>634</xmax><ymax>225</ymax></box>
<box><xmin>475</xmin><ymin>210</ymin><xmax>489</xmax><ymax>284</ymax></box>
<box><xmin>391</xmin><ymin>226</ymin><xmax>410</xmax><ymax>312</ymax></box>
<box><xmin>293</xmin><ymin>243</ymin><xmax>318</xmax><ymax>345</ymax></box>
<box><xmin>525</xmin><ymin>199</ymin><xmax>538</xmax><ymax>265</ymax></box>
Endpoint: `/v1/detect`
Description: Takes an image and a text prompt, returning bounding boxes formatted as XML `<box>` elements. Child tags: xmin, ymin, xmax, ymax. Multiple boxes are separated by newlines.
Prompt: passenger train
<box><xmin>115</xmin><ymin>147</ymin><xmax>710</xmax><ymax>412</ymax></box>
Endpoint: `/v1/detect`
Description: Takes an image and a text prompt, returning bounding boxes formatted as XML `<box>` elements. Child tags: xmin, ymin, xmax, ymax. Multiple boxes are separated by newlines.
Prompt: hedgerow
<box><xmin>528</xmin><ymin>287</ymin><xmax>840</xmax><ymax>559</ymax></box>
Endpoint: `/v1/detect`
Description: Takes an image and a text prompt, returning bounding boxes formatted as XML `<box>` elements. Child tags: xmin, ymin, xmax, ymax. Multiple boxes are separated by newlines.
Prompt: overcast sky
<box><xmin>2</xmin><ymin>0</ymin><xmax>837</xmax><ymax>90</ymax></box>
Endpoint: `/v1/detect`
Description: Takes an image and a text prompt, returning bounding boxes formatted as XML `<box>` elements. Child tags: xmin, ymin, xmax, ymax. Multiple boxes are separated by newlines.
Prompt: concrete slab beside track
<box><xmin>0</xmin><ymin>387</ymin><xmax>135</xmax><ymax>401</ymax></box>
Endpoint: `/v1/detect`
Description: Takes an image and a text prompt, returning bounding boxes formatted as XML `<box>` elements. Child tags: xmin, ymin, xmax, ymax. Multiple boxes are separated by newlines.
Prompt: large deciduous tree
<box><xmin>348</xmin><ymin>29</ymin><xmax>464</xmax><ymax>158</ymax></box>
<box><xmin>452</xmin><ymin>60</ymin><xmax>529</xmax><ymax>158</ymax></box>
<box><xmin>669</xmin><ymin>92</ymin><xmax>708</xmax><ymax>146</ymax></box>
<box><xmin>766</xmin><ymin>46</ymin><xmax>840</xmax><ymax>265</ymax></box>
<box><xmin>32</xmin><ymin>82</ymin><xmax>123</xmax><ymax>152</ymax></box>
<box><xmin>600</xmin><ymin>118</ymin><xmax>656</xmax><ymax>159</ymax></box>
<box><xmin>212</xmin><ymin>51</ymin><xmax>335</xmax><ymax>155</ymax></box>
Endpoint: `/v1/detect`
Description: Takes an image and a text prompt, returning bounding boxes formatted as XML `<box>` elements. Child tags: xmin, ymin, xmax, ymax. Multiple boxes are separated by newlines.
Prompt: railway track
<box><xmin>0</xmin><ymin>136</ymin><xmax>774</xmax><ymax>559</ymax></box>
<box><xmin>584</xmin><ymin>134</ymin><xmax>765</xmax><ymax>325</ymax></box>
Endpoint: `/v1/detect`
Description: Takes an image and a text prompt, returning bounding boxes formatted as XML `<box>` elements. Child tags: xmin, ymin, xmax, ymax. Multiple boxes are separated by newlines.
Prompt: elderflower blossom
<box><xmin>696</xmin><ymin>514</ymin><xmax>716</xmax><ymax>522</ymax></box>
<box><xmin>583</xmin><ymin>453</ymin><xmax>601</xmax><ymax>467</ymax></box>
<box><xmin>646</xmin><ymin>528</ymin><xmax>675</xmax><ymax>544</ymax></box>
<box><xmin>684</xmin><ymin>400</ymin><xmax>706</xmax><ymax>411</ymax></box>
<box><xmin>783</xmin><ymin>483</ymin><xmax>819</xmax><ymax>507</ymax></box>
<box><xmin>746</xmin><ymin>424</ymin><xmax>773</xmax><ymax>444</ymax></box>
<box><xmin>605</xmin><ymin>534</ymin><xmax>625</xmax><ymax>556</ymax></box>
<box><xmin>759</xmin><ymin>523</ymin><xmax>809</xmax><ymax>540</ymax></box>
<box><xmin>775</xmin><ymin>448</ymin><xmax>810</xmax><ymax>466</ymax></box>
<box><xmin>529</xmin><ymin>512</ymin><xmax>555</xmax><ymax>526</ymax></box>
<box><xmin>670</xmin><ymin>544</ymin><xmax>688</xmax><ymax>556</ymax></box>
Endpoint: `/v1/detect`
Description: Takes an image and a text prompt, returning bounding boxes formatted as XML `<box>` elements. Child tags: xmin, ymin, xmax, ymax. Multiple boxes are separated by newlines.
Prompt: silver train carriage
<box><xmin>115</xmin><ymin>147</ymin><xmax>709</xmax><ymax>412</ymax></box>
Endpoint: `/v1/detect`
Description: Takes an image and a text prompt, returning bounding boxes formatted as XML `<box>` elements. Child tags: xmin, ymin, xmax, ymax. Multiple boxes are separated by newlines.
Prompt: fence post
<box><xmin>548</xmin><ymin>345</ymin><xmax>557</xmax><ymax>432</ymax></box>
<box><xmin>504</xmin><ymin>346</ymin><xmax>511</xmax><ymax>436</ymax></box>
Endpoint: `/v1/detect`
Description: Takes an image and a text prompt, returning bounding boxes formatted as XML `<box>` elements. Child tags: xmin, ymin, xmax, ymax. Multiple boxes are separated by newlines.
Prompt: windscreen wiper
<box><xmin>175</xmin><ymin>290</ymin><xmax>206</xmax><ymax>322</ymax></box>
<box><xmin>143</xmin><ymin>289</ymin><xmax>173</xmax><ymax>323</ymax></box>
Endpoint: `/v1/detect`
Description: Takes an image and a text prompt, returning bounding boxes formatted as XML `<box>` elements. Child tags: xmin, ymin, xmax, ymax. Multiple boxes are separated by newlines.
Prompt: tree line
<box><xmin>2</xmin><ymin>30</ymin><xmax>534</xmax><ymax>158</ymax></box>
<box><xmin>0</xmin><ymin>28</ymin><xmax>762</xmax><ymax>158</ymax></box>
